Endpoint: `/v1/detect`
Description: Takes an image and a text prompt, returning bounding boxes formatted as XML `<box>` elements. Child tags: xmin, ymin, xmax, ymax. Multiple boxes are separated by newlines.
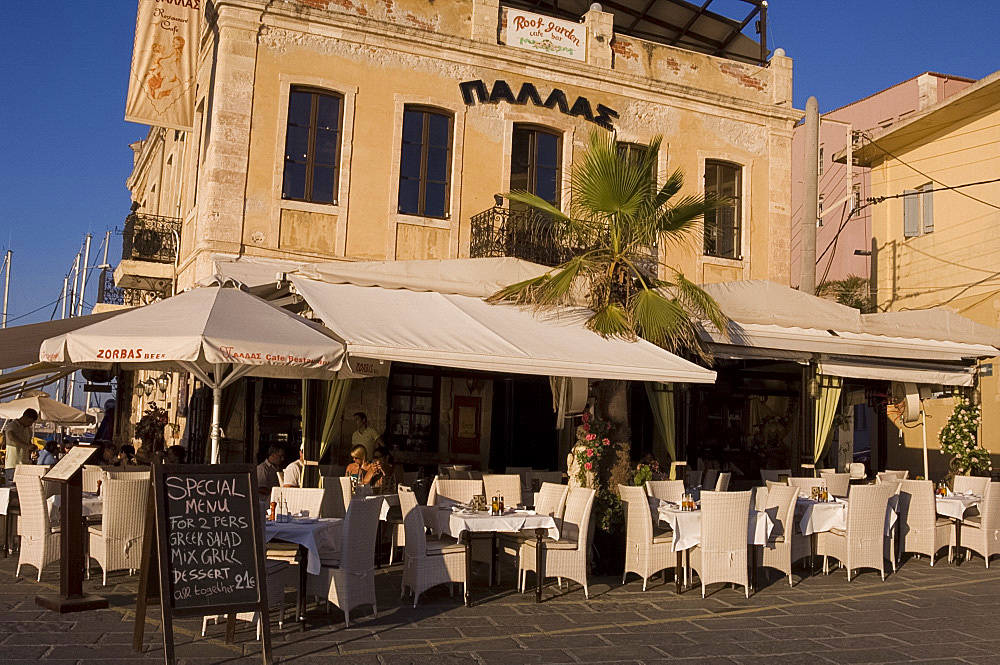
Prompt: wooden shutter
<box><xmin>903</xmin><ymin>190</ymin><xmax>919</xmax><ymax>237</ymax></box>
<box><xmin>922</xmin><ymin>184</ymin><xmax>934</xmax><ymax>234</ymax></box>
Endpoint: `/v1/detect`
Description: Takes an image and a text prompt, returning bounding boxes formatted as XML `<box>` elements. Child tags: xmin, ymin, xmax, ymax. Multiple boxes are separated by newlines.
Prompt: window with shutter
<box><xmin>921</xmin><ymin>183</ymin><xmax>934</xmax><ymax>234</ymax></box>
<box><xmin>903</xmin><ymin>190</ymin><xmax>919</xmax><ymax>238</ymax></box>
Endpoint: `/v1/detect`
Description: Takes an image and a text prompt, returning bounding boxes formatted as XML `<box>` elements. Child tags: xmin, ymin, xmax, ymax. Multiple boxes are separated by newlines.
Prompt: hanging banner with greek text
<box><xmin>125</xmin><ymin>0</ymin><xmax>202</xmax><ymax>132</ymax></box>
<box><xmin>505</xmin><ymin>9</ymin><xmax>587</xmax><ymax>62</ymax></box>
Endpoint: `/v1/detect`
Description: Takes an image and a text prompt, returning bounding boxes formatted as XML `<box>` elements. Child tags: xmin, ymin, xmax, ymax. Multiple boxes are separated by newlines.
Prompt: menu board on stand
<box><xmin>132</xmin><ymin>463</ymin><xmax>271</xmax><ymax>665</ymax></box>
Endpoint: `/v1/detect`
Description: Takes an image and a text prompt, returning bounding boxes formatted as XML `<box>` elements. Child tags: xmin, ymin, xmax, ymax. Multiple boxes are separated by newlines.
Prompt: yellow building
<box><xmin>851</xmin><ymin>70</ymin><xmax>1000</xmax><ymax>473</ymax></box>
<box><xmin>115</xmin><ymin>0</ymin><xmax>800</xmax><ymax>465</ymax></box>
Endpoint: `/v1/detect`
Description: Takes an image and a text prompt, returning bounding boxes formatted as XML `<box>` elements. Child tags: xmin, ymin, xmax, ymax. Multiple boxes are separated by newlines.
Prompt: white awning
<box><xmin>700</xmin><ymin>323</ymin><xmax>995</xmax><ymax>362</ymax></box>
<box><xmin>819</xmin><ymin>360</ymin><xmax>976</xmax><ymax>387</ymax></box>
<box><xmin>289</xmin><ymin>277</ymin><xmax>716</xmax><ymax>384</ymax></box>
<box><xmin>0</xmin><ymin>309</ymin><xmax>131</xmax><ymax>370</ymax></box>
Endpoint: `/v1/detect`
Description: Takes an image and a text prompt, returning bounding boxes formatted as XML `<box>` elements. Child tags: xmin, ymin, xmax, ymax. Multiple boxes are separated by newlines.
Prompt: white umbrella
<box><xmin>0</xmin><ymin>390</ymin><xmax>93</xmax><ymax>425</ymax></box>
<box><xmin>39</xmin><ymin>285</ymin><xmax>346</xmax><ymax>463</ymax></box>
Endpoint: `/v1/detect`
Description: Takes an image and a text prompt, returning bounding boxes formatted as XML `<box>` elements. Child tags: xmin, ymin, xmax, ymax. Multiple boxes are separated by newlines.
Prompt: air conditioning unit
<box><xmin>890</xmin><ymin>381</ymin><xmax>921</xmax><ymax>424</ymax></box>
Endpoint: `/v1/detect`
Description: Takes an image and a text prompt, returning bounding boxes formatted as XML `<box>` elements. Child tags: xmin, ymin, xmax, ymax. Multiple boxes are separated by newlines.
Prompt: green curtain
<box><xmin>813</xmin><ymin>373</ymin><xmax>843</xmax><ymax>464</ymax></box>
<box><xmin>644</xmin><ymin>382</ymin><xmax>676</xmax><ymax>468</ymax></box>
<box><xmin>319</xmin><ymin>377</ymin><xmax>353</xmax><ymax>462</ymax></box>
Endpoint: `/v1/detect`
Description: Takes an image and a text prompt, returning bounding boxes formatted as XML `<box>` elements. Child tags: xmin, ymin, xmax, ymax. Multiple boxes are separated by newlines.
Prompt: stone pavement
<box><xmin>2</xmin><ymin>549</ymin><xmax>1000</xmax><ymax>665</ymax></box>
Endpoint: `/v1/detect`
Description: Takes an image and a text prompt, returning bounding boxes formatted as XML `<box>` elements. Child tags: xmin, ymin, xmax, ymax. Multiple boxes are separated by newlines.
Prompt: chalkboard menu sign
<box><xmin>135</xmin><ymin>464</ymin><xmax>271</xmax><ymax>665</ymax></box>
<box><xmin>159</xmin><ymin>467</ymin><xmax>261</xmax><ymax>611</ymax></box>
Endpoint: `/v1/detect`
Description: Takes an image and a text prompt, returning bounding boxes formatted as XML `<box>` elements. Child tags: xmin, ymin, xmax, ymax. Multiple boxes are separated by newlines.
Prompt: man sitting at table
<box><xmin>257</xmin><ymin>444</ymin><xmax>285</xmax><ymax>496</ymax></box>
<box><xmin>282</xmin><ymin>445</ymin><xmax>305</xmax><ymax>488</ymax></box>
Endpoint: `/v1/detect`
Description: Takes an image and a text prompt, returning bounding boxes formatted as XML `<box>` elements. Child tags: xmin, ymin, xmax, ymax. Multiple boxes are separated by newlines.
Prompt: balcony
<box><xmin>469</xmin><ymin>204</ymin><xmax>658</xmax><ymax>274</ymax></box>
<box><xmin>113</xmin><ymin>211</ymin><xmax>180</xmax><ymax>297</ymax></box>
<box><xmin>122</xmin><ymin>212</ymin><xmax>181</xmax><ymax>264</ymax></box>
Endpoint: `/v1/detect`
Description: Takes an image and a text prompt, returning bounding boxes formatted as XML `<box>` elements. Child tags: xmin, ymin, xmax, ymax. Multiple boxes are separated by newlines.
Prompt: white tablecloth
<box><xmin>655</xmin><ymin>502</ymin><xmax>773</xmax><ymax>552</ymax></box>
<box><xmin>936</xmin><ymin>494</ymin><xmax>981</xmax><ymax>521</ymax></box>
<box><xmin>48</xmin><ymin>493</ymin><xmax>103</xmax><ymax>523</ymax></box>
<box><xmin>0</xmin><ymin>487</ymin><xmax>12</xmax><ymax>516</ymax></box>
<box><xmin>264</xmin><ymin>518</ymin><xmax>343</xmax><ymax>575</ymax></box>
<box><xmin>421</xmin><ymin>506</ymin><xmax>560</xmax><ymax>540</ymax></box>
<box><xmin>796</xmin><ymin>495</ymin><xmax>898</xmax><ymax>537</ymax></box>
<box><xmin>378</xmin><ymin>494</ymin><xmax>400</xmax><ymax>521</ymax></box>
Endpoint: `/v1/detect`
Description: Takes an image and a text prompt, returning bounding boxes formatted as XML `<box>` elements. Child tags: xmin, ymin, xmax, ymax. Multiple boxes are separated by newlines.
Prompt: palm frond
<box><xmin>571</xmin><ymin>131</ymin><xmax>647</xmax><ymax>220</ymax></box>
<box><xmin>669</xmin><ymin>271</ymin><xmax>731</xmax><ymax>335</ymax></box>
<box><xmin>654</xmin><ymin>194</ymin><xmax>724</xmax><ymax>245</ymax></box>
<box><xmin>586</xmin><ymin>302</ymin><xmax>633</xmax><ymax>339</ymax></box>
<box><xmin>504</xmin><ymin>190</ymin><xmax>571</xmax><ymax>223</ymax></box>
<box><xmin>488</xmin><ymin>255</ymin><xmax>592</xmax><ymax>308</ymax></box>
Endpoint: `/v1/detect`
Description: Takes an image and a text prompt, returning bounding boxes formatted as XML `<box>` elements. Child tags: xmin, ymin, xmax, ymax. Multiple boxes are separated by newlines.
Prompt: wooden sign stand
<box><xmin>133</xmin><ymin>463</ymin><xmax>272</xmax><ymax>665</ymax></box>
<box><xmin>36</xmin><ymin>445</ymin><xmax>108</xmax><ymax>613</ymax></box>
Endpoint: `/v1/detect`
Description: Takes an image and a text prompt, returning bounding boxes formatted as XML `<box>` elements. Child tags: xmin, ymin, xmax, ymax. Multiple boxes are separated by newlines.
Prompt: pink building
<box><xmin>790</xmin><ymin>72</ymin><xmax>974</xmax><ymax>292</ymax></box>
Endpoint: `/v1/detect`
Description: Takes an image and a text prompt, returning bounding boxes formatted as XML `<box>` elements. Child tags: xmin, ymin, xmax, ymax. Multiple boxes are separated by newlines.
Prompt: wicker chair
<box><xmin>757</xmin><ymin>485</ymin><xmax>809</xmax><ymax>587</ymax></box>
<box><xmin>620</xmin><ymin>485</ymin><xmax>674</xmax><ymax>590</ymax></box>
<box><xmin>202</xmin><ymin>560</ymin><xmax>294</xmax><ymax>639</ymax></box>
<box><xmin>320</xmin><ymin>477</ymin><xmax>350</xmax><ymax>518</ymax></box>
<box><xmin>427</xmin><ymin>478</ymin><xmax>484</xmax><ymax>507</ymax></box>
<box><xmin>760</xmin><ymin>469</ymin><xmax>792</xmax><ymax>484</ymax></box>
<box><xmin>897</xmin><ymin>480</ymin><xmax>953</xmax><ymax>566</ymax></box>
<box><xmin>483</xmin><ymin>474</ymin><xmax>521</xmax><ymax>507</ymax></box>
<box><xmin>399</xmin><ymin>486</ymin><xmax>467</xmax><ymax>607</ymax></box>
<box><xmin>817</xmin><ymin>483</ymin><xmax>894</xmax><ymax>581</ymax></box>
<box><xmin>820</xmin><ymin>472</ymin><xmax>851</xmax><ymax>497</ymax></box>
<box><xmin>104</xmin><ymin>470</ymin><xmax>150</xmax><ymax>481</ymax></box>
<box><xmin>15</xmin><ymin>474</ymin><xmax>59</xmax><ymax>581</ymax></box>
<box><xmin>849</xmin><ymin>463</ymin><xmax>866</xmax><ymax>480</ymax></box>
<box><xmin>308</xmin><ymin>495</ymin><xmax>382</xmax><ymax>626</ymax></box>
<box><xmin>878</xmin><ymin>470</ymin><xmax>909</xmax><ymax>481</ymax></box>
<box><xmin>82</xmin><ymin>465</ymin><xmax>102</xmax><ymax>493</ymax></box>
<box><xmin>788</xmin><ymin>477</ymin><xmax>826</xmax><ymax>493</ymax></box>
<box><xmin>702</xmin><ymin>469</ymin><xmax>719</xmax><ymax>491</ymax></box>
<box><xmin>689</xmin><ymin>490</ymin><xmax>752</xmax><ymax>598</ymax></box>
<box><xmin>269</xmin><ymin>487</ymin><xmax>324</xmax><ymax>517</ymax></box>
<box><xmin>88</xmin><ymin>478</ymin><xmax>149</xmax><ymax>585</ymax></box>
<box><xmin>519</xmin><ymin>486</ymin><xmax>596</xmax><ymax>598</ymax></box>
<box><xmin>715</xmin><ymin>472</ymin><xmax>732</xmax><ymax>492</ymax></box>
<box><xmin>645</xmin><ymin>480</ymin><xmax>684</xmax><ymax>503</ymax></box>
<box><xmin>498</xmin><ymin>483</ymin><xmax>568</xmax><ymax>582</ymax></box>
<box><xmin>954</xmin><ymin>476</ymin><xmax>989</xmax><ymax>497</ymax></box>
<box><xmin>959</xmin><ymin>481</ymin><xmax>1000</xmax><ymax>568</ymax></box>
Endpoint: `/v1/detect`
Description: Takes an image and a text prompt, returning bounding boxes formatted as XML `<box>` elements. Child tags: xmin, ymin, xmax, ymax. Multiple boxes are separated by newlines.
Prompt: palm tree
<box><xmin>489</xmin><ymin>129</ymin><xmax>730</xmax><ymax>482</ymax></box>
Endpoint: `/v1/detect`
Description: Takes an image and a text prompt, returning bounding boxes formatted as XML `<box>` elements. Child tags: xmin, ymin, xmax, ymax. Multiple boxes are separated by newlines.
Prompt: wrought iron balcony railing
<box><xmin>97</xmin><ymin>268</ymin><xmax>167</xmax><ymax>307</ymax></box>
<box><xmin>122</xmin><ymin>212</ymin><xmax>181</xmax><ymax>264</ymax></box>
<box><xmin>469</xmin><ymin>205</ymin><xmax>658</xmax><ymax>275</ymax></box>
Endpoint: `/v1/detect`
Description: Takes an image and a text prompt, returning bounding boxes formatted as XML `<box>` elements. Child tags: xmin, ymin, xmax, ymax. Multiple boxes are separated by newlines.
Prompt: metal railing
<box><xmin>97</xmin><ymin>269</ymin><xmax>166</xmax><ymax>307</ymax></box>
<box><xmin>469</xmin><ymin>205</ymin><xmax>658</xmax><ymax>275</ymax></box>
<box><xmin>122</xmin><ymin>212</ymin><xmax>181</xmax><ymax>264</ymax></box>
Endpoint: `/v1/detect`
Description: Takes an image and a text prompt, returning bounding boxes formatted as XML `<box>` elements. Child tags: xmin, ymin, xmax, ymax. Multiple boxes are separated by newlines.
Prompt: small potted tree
<box><xmin>134</xmin><ymin>404</ymin><xmax>169</xmax><ymax>465</ymax></box>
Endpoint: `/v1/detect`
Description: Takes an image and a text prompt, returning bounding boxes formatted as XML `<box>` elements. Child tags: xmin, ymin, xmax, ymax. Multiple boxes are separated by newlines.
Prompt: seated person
<box><xmin>256</xmin><ymin>444</ymin><xmax>285</xmax><ymax>496</ymax></box>
<box><xmin>345</xmin><ymin>444</ymin><xmax>373</xmax><ymax>485</ymax></box>
<box><xmin>165</xmin><ymin>445</ymin><xmax>187</xmax><ymax>464</ymax></box>
<box><xmin>282</xmin><ymin>446</ymin><xmax>304</xmax><ymax>488</ymax></box>
<box><xmin>368</xmin><ymin>445</ymin><xmax>396</xmax><ymax>490</ymax></box>
<box><xmin>119</xmin><ymin>444</ymin><xmax>136</xmax><ymax>465</ymax></box>
<box><xmin>37</xmin><ymin>441</ymin><xmax>60</xmax><ymax>465</ymax></box>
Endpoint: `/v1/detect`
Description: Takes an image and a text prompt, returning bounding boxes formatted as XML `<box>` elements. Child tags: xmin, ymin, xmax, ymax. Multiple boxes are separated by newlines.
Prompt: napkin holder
<box><xmin>470</xmin><ymin>494</ymin><xmax>487</xmax><ymax>512</ymax></box>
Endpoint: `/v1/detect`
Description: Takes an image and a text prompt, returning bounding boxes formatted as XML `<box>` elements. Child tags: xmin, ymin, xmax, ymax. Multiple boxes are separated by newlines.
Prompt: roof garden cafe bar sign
<box><xmin>506</xmin><ymin>9</ymin><xmax>587</xmax><ymax>62</ymax></box>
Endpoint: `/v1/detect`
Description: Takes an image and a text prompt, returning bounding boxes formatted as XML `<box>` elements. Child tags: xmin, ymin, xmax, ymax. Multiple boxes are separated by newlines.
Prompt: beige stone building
<box><xmin>115</xmin><ymin>0</ymin><xmax>799</xmax><ymax>466</ymax></box>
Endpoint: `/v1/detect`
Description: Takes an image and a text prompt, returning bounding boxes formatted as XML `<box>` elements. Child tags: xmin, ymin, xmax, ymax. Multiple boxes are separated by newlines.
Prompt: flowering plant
<box><xmin>632</xmin><ymin>454</ymin><xmax>666</xmax><ymax>486</ymax></box>
<box><xmin>574</xmin><ymin>412</ymin><xmax>612</xmax><ymax>487</ymax></box>
<box><xmin>134</xmin><ymin>404</ymin><xmax>168</xmax><ymax>448</ymax></box>
<box><xmin>939</xmin><ymin>397</ymin><xmax>989</xmax><ymax>475</ymax></box>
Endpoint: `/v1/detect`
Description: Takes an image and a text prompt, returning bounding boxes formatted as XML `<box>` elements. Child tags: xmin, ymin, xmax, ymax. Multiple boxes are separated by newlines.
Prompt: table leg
<box><xmin>749</xmin><ymin>545</ymin><xmax>757</xmax><ymax>593</ymax></box>
<box><xmin>375</xmin><ymin>521</ymin><xmax>383</xmax><ymax>569</ymax></box>
<box><xmin>490</xmin><ymin>533</ymin><xmax>497</xmax><ymax>587</ymax></box>
<box><xmin>535</xmin><ymin>529</ymin><xmax>544</xmax><ymax>603</ymax></box>
<box><xmin>954</xmin><ymin>520</ymin><xmax>963</xmax><ymax>566</ymax></box>
<box><xmin>463</xmin><ymin>533</ymin><xmax>472</xmax><ymax>608</ymax></box>
<box><xmin>674</xmin><ymin>550</ymin><xmax>683</xmax><ymax>594</ymax></box>
<box><xmin>2</xmin><ymin>512</ymin><xmax>9</xmax><ymax>557</ymax></box>
<box><xmin>297</xmin><ymin>544</ymin><xmax>308</xmax><ymax>627</ymax></box>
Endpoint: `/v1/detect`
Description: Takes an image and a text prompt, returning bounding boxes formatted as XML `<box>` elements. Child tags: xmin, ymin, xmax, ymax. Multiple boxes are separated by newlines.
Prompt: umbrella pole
<box><xmin>921</xmin><ymin>402</ymin><xmax>929</xmax><ymax>480</ymax></box>
<box><xmin>210</xmin><ymin>385</ymin><xmax>222</xmax><ymax>464</ymax></box>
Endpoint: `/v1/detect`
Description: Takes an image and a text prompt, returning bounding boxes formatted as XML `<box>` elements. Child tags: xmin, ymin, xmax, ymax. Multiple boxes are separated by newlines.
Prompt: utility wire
<box><xmin>859</xmin><ymin>132</ymin><xmax>1000</xmax><ymax>211</ymax></box>
<box><xmin>865</xmin><ymin>177</ymin><xmax>1000</xmax><ymax>206</ymax></box>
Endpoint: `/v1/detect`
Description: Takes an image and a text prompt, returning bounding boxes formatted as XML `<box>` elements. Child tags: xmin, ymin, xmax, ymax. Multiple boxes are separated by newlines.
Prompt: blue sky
<box><xmin>0</xmin><ymin>0</ymin><xmax>998</xmax><ymax>330</ymax></box>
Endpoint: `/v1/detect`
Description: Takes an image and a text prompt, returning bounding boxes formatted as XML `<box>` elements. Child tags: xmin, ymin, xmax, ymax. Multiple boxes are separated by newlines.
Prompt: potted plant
<box><xmin>134</xmin><ymin>404</ymin><xmax>169</xmax><ymax>465</ymax></box>
<box><xmin>939</xmin><ymin>396</ymin><xmax>989</xmax><ymax>487</ymax></box>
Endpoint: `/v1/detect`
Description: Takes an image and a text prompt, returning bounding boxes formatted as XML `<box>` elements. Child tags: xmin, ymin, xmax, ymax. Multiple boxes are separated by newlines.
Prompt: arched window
<box><xmin>282</xmin><ymin>87</ymin><xmax>344</xmax><ymax>204</ymax></box>
<box><xmin>703</xmin><ymin>160</ymin><xmax>742</xmax><ymax>259</ymax></box>
<box><xmin>398</xmin><ymin>107</ymin><xmax>453</xmax><ymax>218</ymax></box>
<box><xmin>510</xmin><ymin>124</ymin><xmax>562</xmax><ymax>207</ymax></box>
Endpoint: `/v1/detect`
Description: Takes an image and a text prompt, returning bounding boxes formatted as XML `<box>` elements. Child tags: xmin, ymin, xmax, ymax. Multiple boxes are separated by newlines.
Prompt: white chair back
<box><xmin>763</xmin><ymin>485</ymin><xmax>798</xmax><ymax>540</ymax></box>
<box><xmin>620</xmin><ymin>485</ymin><xmax>653</xmax><ymax>544</ymax></box>
<box><xmin>715</xmin><ymin>472</ymin><xmax>732</xmax><ymax>492</ymax></box>
<box><xmin>269</xmin><ymin>487</ymin><xmax>324</xmax><ymax>517</ymax></box>
<box><xmin>787</xmin><ymin>477</ymin><xmax>826</xmax><ymax>492</ymax></box>
<box><xmin>340</xmin><ymin>496</ymin><xmax>383</xmax><ymax>573</ymax></box>
<box><xmin>483</xmin><ymin>474</ymin><xmax>521</xmax><ymax>507</ymax></box>
<box><xmin>428</xmin><ymin>478</ymin><xmax>483</xmax><ymax>506</ymax></box>
<box><xmin>101</xmin><ymin>478</ymin><xmax>149</xmax><ymax>546</ymax></box>
<box><xmin>15</xmin><ymin>474</ymin><xmax>51</xmax><ymax>533</ymax></box>
<box><xmin>399</xmin><ymin>486</ymin><xmax>428</xmax><ymax>558</ymax></box>
<box><xmin>645</xmin><ymin>480</ymin><xmax>684</xmax><ymax>503</ymax></box>
<box><xmin>561</xmin><ymin>487</ymin><xmax>596</xmax><ymax>543</ymax></box>
<box><xmin>700</xmin><ymin>490</ymin><xmax>752</xmax><ymax>554</ymax></box>
<box><xmin>534</xmin><ymin>482</ymin><xmax>568</xmax><ymax>519</ymax></box>
<box><xmin>820</xmin><ymin>471</ymin><xmax>851</xmax><ymax>497</ymax></box>
<box><xmin>849</xmin><ymin>462</ymin><xmax>866</xmax><ymax>480</ymax></box>
<box><xmin>82</xmin><ymin>465</ymin><xmax>102</xmax><ymax>493</ymax></box>
<box><xmin>954</xmin><ymin>475</ymin><xmax>989</xmax><ymax>497</ymax></box>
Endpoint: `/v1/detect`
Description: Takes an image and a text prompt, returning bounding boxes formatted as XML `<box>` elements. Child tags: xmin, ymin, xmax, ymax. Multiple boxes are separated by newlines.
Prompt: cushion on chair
<box><xmin>522</xmin><ymin>537</ymin><xmax>578</xmax><ymax>551</ymax></box>
<box><xmin>828</xmin><ymin>528</ymin><xmax>846</xmax><ymax>537</ymax></box>
<box><xmin>651</xmin><ymin>532</ymin><xmax>673</xmax><ymax>545</ymax></box>
<box><xmin>426</xmin><ymin>540</ymin><xmax>466</xmax><ymax>555</ymax></box>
